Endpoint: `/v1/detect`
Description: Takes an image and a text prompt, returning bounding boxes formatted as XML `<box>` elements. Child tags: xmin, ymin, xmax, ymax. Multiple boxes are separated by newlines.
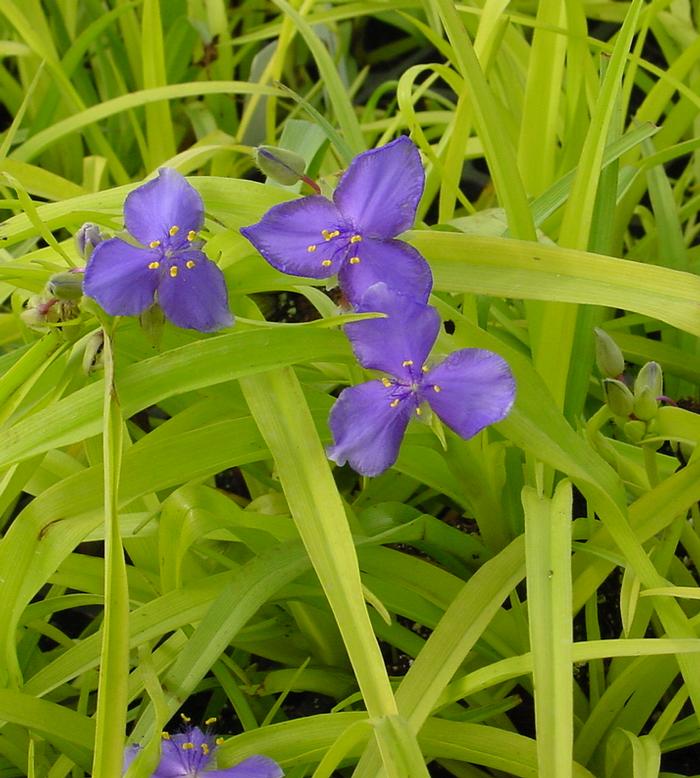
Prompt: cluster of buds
<box><xmin>20</xmin><ymin>269</ymin><xmax>85</xmax><ymax>333</ymax></box>
<box><xmin>595</xmin><ymin>327</ymin><xmax>667</xmax><ymax>443</ymax></box>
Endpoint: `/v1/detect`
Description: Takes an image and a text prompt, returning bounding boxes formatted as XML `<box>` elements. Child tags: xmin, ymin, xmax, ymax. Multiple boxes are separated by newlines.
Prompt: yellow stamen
<box><xmin>415</xmin><ymin>407</ymin><xmax>422</xmax><ymax>416</ymax></box>
<box><xmin>187</xmin><ymin>230</ymin><xmax>197</xmax><ymax>241</ymax></box>
<box><xmin>148</xmin><ymin>261</ymin><xmax>160</xmax><ymax>270</ymax></box>
<box><xmin>402</xmin><ymin>360</ymin><xmax>414</xmax><ymax>367</ymax></box>
<box><xmin>182</xmin><ymin>742</ymin><xmax>194</xmax><ymax>751</ymax></box>
<box><xmin>381</xmin><ymin>377</ymin><xmax>392</xmax><ymax>387</ymax></box>
<box><xmin>349</xmin><ymin>234</ymin><xmax>362</xmax><ymax>243</ymax></box>
<box><xmin>321</xmin><ymin>229</ymin><xmax>340</xmax><ymax>240</ymax></box>
<box><xmin>321</xmin><ymin>259</ymin><xmax>332</xmax><ymax>267</ymax></box>
<box><xmin>180</xmin><ymin>714</ymin><xmax>191</xmax><ymax>723</ymax></box>
<box><xmin>170</xmin><ymin>266</ymin><xmax>179</xmax><ymax>278</ymax></box>
<box><xmin>148</xmin><ymin>240</ymin><xmax>161</xmax><ymax>249</ymax></box>
<box><xmin>161</xmin><ymin>732</ymin><xmax>170</xmax><ymax>740</ymax></box>
<box><xmin>215</xmin><ymin>737</ymin><xmax>225</xmax><ymax>746</ymax></box>
<box><xmin>204</xmin><ymin>717</ymin><xmax>217</xmax><ymax>725</ymax></box>
<box><xmin>201</xmin><ymin>744</ymin><xmax>210</xmax><ymax>755</ymax></box>
<box><xmin>186</xmin><ymin>260</ymin><xmax>196</xmax><ymax>269</ymax></box>
<box><xmin>169</xmin><ymin>225</ymin><xmax>180</xmax><ymax>236</ymax></box>
<box><xmin>349</xmin><ymin>256</ymin><xmax>360</xmax><ymax>264</ymax></box>
<box><xmin>390</xmin><ymin>399</ymin><xmax>400</xmax><ymax>408</ymax></box>
<box><xmin>307</xmin><ymin>244</ymin><xmax>317</xmax><ymax>252</ymax></box>
<box><xmin>421</xmin><ymin>365</ymin><xmax>429</xmax><ymax>372</ymax></box>
<box><xmin>433</xmin><ymin>385</ymin><xmax>441</xmax><ymax>392</ymax></box>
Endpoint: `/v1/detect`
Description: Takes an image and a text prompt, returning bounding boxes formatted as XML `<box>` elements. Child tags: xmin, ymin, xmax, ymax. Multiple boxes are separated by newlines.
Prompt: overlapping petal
<box><xmin>125</xmin><ymin>168</ymin><xmax>204</xmax><ymax>246</ymax></box>
<box><xmin>327</xmin><ymin>381</ymin><xmax>414</xmax><ymax>476</ymax></box>
<box><xmin>240</xmin><ymin>197</ymin><xmax>348</xmax><ymax>278</ymax></box>
<box><xmin>205</xmin><ymin>755</ymin><xmax>284</xmax><ymax>778</ymax></box>
<box><xmin>337</xmin><ymin>238</ymin><xmax>432</xmax><ymax>305</ymax></box>
<box><xmin>83</xmin><ymin>238</ymin><xmax>159</xmax><ymax>316</ymax></box>
<box><xmin>157</xmin><ymin>251</ymin><xmax>233</xmax><ymax>332</ymax></box>
<box><xmin>333</xmin><ymin>136</ymin><xmax>424</xmax><ymax>237</ymax></box>
<box><xmin>423</xmin><ymin>349</ymin><xmax>516</xmax><ymax>439</ymax></box>
<box><xmin>345</xmin><ymin>283</ymin><xmax>439</xmax><ymax>378</ymax></box>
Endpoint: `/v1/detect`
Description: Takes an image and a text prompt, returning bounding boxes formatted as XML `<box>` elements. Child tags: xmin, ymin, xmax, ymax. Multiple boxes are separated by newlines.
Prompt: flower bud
<box><xmin>634</xmin><ymin>361</ymin><xmax>663</xmax><ymax>399</ymax></box>
<box><xmin>255</xmin><ymin>146</ymin><xmax>307</xmax><ymax>186</ymax></box>
<box><xmin>633</xmin><ymin>385</ymin><xmax>658</xmax><ymax>421</ymax></box>
<box><xmin>624</xmin><ymin>419</ymin><xmax>646</xmax><ymax>443</ymax></box>
<box><xmin>46</xmin><ymin>270</ymin><xmax>84</xmax><ymax>301</ymax></box>
<box><xmin>75</xmin><ymin>223</ymin><xmax>104</xmax><ymax>258</ymax></box>
<box><xmin>603</xmin><ymin>378</ymin><xmax>634</xmax><ymax>418</ymax></box>
<box><xmin>20</xmin><ymin>306</ymin><xmax>49</xmax><ymax>331</ymax></box>
<box><xmin>82</xmin><ymin>330</ymin><xmax>104</xmax><ymax>374</ymax></box>
<box><xmin>594</xmin><ymin>327</ymin><xmax>624</xmax><ymax>378</ymax></box>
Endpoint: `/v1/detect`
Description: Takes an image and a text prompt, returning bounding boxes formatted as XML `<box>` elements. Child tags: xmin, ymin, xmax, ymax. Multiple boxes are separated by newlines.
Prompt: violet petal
<box><xmin>241</xmin><ymin>197</ymin><xmax>347</xmax><ymax>278</ymax></box>
<box><xmin>337</xmin><ymin>238</ymin><xmax>432</xmax><ymax>305</ymax></box>
<box><xmin>333</xmin><ymin>137</ymin><xmax>424</xmax><ymax>237</ymax></box>
<box><xmin>327</xmin><ymin>381</ymin><xmax>414</xmax><ymax>476</ymax></box>
<box><xmin>124</xmin><ymin>168</ymin><xmax>204</xmax><ymax>246</ymax></box>
<box><xmin>423</xmin><ymin>349</ymin><xmax>516</xmax><ymax>439</ymax></box>
<box><xmin>156</xmin><ymin>251</ymin><xmax>233</xmax><ymax>333</ymax></box>
<box><xmin>205</xmin><ymin>755</ymin><xmax>284</xmax><ymax>778</ymax></box>
<box><xmin>345</xmin><ymin>283</ymin><xmax>440</xmax><ymax>379</ymax></box>
<box><xmin>83</xmin><ymin>237</ymin><xmax>159</xmax><ymax>316</ymax></box>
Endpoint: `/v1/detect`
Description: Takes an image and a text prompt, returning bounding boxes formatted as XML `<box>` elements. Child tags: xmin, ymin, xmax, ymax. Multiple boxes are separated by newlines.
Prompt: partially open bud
<box><xmin>634</xmin><ymin>361</ymin><xmax>663</xmax><ymax>399</ymax></box>
<box><xmin>46</xmin><ymin>270</ymin><xmax>84</xmax><ymax>301</ymax></box>
<box><xmin>255</xmin><ymin>146</ymin><xmax>308</xmax><ymax>186</ymax></box>
<box><xmin>20</xmin><ymin>306</ymin><xmax>50</xmax><ymax>331</ymax></box>
<box><xmin>594</xmin><ymin>327</ymin><xmax>624</xmax><ymax>378</ymax></box>
<box><xmin>603</xmin><ymin>378</ymin><xmax>634</xmax><ymax>418</ymax></box>
<box><xmin>75</xmin><ymin>223</ymin><xmax>105</xmax><ymax>258</ymax></box>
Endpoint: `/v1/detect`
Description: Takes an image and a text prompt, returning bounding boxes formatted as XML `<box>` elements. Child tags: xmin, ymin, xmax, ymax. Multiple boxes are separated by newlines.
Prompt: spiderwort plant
<box><xmin>124</xmin><ymin>726</ymin><xmax>283</xmax><ymax>778</ymax></box>
<box><xmin>327</xmin><ymin>284</ymin><xmax>516</xmax><ymax>476</ymax></box>
<box><xmin>240</xmin><ymin>137</ymin><xmax>432</xmax><ymax>304</ymax></box>
<box><xmin>84</xmin><ymin>168</ymin><xmax>233</xmax><ymax>332</ymax></box>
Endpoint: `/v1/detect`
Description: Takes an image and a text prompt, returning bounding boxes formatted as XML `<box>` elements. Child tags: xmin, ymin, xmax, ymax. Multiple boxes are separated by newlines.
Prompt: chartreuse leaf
<box><xmin>240</xmin><ymin>369</ymin><xmax>399</xmax><ymax>719</ymax></box>
<box><xmin>523</xmin><ymin>481</ymin><xmax>573</xmax><ymax>778</ymax></box>
<box><xmin>91</xmin><ymin>330</ymin><xmax>129</xmax><ymax>778</ymax></box>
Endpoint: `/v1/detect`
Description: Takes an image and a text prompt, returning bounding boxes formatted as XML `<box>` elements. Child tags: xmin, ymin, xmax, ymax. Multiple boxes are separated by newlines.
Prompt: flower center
<box><xmin>383</xmin><ymin>365</ymin><xmax>441</xmax><ymax>415</ymax></box>
<box><xmin>307</xmin><ymin>227</ymin><xmax>363</xmax><ymax>270</ymax></box>
<box><xmin>145</xmin><ymin>225</ymin><xmax>201</xmax><ymax>277</ymax></box>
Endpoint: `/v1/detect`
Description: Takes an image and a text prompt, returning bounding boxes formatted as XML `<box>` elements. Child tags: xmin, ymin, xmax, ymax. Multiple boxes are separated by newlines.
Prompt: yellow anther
<box><xmin>421</xmin><ymin>365</ymin><xmax>429</xmax><ymax>372</ymax></box>
<box><xmin>321</xmin><ymin>259</ymin><xmax>333</xmax><ymax>267</ymax></box>
<box><xmin>349</xmin><ymin>234</ymin><xmax>362</xmax><ymax>243</ymax></box>
<box><xmin>402</xmin><ymin>360</ymin><xmax>414</xmax><ymax>367</ymax></box>
<box><xmin>307</xmin><ymin>244</ymin><xmax>317</xmax><ymax>253</ymax></box>
<box><xmin>161</xmin><ymin>732</ymin><xmax>170</xmax><ymax>740</ymax></box>
<box><xmin>433</xmin><ymin>385</ymin><xmax>442</xmax><ymax>392</ymax></box>
<box><xmin>321</xmin><ymin>229</ymin><xmax>340</xmax><ymax>240</ymax></box>
<box><xmin>415</xmin><ymin>407</ymin><xmax>422</xmax><ymax>416</ymax></box>
<box><xmin>390</xmin><ymin>399</ymin><xmax>400</xmax><ymax>408</ymax></box>
<box><xmin>349</xmin><ymin>256</ymin><xmax>361</xmax><ymax>264</ymax></box>
<box><xmin>201</xmin><ymin>744</ymin><xmax>210</xmax><ymax>755</ymax></box>
<box><xmin>169</xmin><ymin>225</ymin><xmax>180</xmax><ymax>236</ymax></box>
<box><xmin>182</xmin><ymin>742</ymin><xmax>195</xmax><ymax>751</ymax></box>
<box><xmin>187</xmin><ymin>230</ymin><xmax>197</xmax><ymax>241</ymax></box>
<box><xmin>180</xmin><ymin>714</ymin><xmax>191</xmax><ymax>723</ymax></box>
<box><xmin>381</xmin><ymin>377</ymin><xmax>392</xmax><ymax>387</ymax></box>
<box><xmin>215</xmin><ymin>737</ymin><xmax>225</xmax><ymax>746</ymax></box>
<box><xmin>204</xmin><ymin>717</ymin><xmax>217</xmax><ymax>725</ymax></box>
<box><xmin>148</xmin><ymin>261</ymin><xmax>160</xmax><ymax>270</ymax></box>
<box><xmin>186</xmin><ymin>260</ymin><xmax>196</xmax><ymax>269</ymax></box>
<box><xmin>169</xmin><ymin>266</ymin><xmax>179</xmax><ymax>278</ymax></box>
<box><xmin>148</xmin><ymin>240</ymin><xmax>161</xmax><ymax>249</ymax></box>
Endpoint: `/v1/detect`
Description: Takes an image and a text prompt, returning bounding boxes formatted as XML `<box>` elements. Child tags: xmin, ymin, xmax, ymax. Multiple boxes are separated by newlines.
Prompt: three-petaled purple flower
<box><xmin>84</xmin><ymin>168</ymin><xmax>232</xmax><ymax>332</ymax></box>
<box><xmin>240</xmin><ymin>137</ymin><xmax>432</xmax><ymax>304</ymax></box>
<box><xmin>124</xmin><ymin>726</ymin><xmax>283</xmax><ymax>778</ymax></box>
<box><xmin>327</xmin><ymin>284</ymin><xmax>516</xmax><ymax>476</ymax></box>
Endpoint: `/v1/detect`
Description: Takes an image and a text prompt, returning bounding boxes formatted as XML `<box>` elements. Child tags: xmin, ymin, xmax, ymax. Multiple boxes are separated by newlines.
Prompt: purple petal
<box><xmin>124</xmin><ymin>168</ymin><xmax>204</xmax><ymax>246</ymax></box>
<box><xmin>327</xmin><ymin>381</ymin><xmax>414</xmax><ymax>476</ymax></box>
<box><xmin>241</xmin><ymin>197</ymin><xmax>348</xmax><ymax>278</ymax></box>
<box><xmin>337</xmin><ymin>238</ymin><xmax>432</xmax><ymax>305</ymax></box>
<box><xmin>422</xmin><ymin>349</ymin><xmax>516</xmax><ymax>438</ymax></box>
<box><xmin>206</xmin><ymin>755</ymin><xmax>284</xmax><ymax>778</ymax></box>
<box><xmin>156</xmin><ymin>251</ymin><xmax>233</xmax><ymax>332</ymax></box>
<box><xmin>83</xmin><ymin>237</ymin><xmax>158</xmax><ymax>316</ymax></box>
<box><xmin>333</xmin><ymin>137</ymin><xmax>424</xmax><ymax>237</ymax></box>
<box><xmin>345</xmin><ymin>283</ymin><xmax>440</xmax><ymax>379</ymax></box>
<box><xmin>123</xmin><ymin>744</ymin><xmax>141</xmax><ymax>772</ymax></box>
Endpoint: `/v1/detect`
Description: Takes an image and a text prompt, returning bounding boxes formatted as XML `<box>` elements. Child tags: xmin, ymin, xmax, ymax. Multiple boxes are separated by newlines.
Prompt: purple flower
<box><xmin>327</xmin><ymin>284</ymin><xmax>516</xmax><ymax>476</ymax></box>
<box><xmin>124</xmin><ymin>727</ymin><xmax>282</xmax><ymax>778</ymax></box>
<box><xmin>84</xmin><ymin>168</ymin><xmax>232</xmax><ymax>332</ymax></box>
<box><xmin>240</xmin><ymin>137</ymin><xmax>432</xmax><ymax>304</ymax></box>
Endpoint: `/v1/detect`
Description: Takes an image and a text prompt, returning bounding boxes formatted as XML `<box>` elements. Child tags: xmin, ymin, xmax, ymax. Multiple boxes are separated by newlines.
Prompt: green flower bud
<box><xmin>46</xmin><ymin>271</ymin><xmax>84</xmax><ymax>301</ymax></box>
<box><xmin>20</xmin><ymin>306</ymin><xmax>49</xmax><ymax>331</ymax></box>
<box><xmin>82</xmin><ymin>330</ymin><xmax>104</xmax><ymax>375</ymax></box>
<box><xmin>594</xmin><ymin>327</ymin><xmax>624</xmax><ymax>378</ymax></box>
<box><xmin>624</xmin><ymin>419</ymin><xmax>646</xmax><ymax>443</ymax></box>
<box><xmin>255</xmin><ymin>146</ymin><xmax>307</xmax><ymax>186</ymax></box>
<box><xmin>603</xmin><ymin>378</ymin><xmax>634</xmax><ymax>418</ymax></box>
<box><xmin>634</xmin><ymin>361</ymin><xmax>663</xmax><ymax>399</ymax></box>
<box><xmin>633</xmin><ymin>385</ymin><xmax>658</xmax><ymax>421</ymax></box>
